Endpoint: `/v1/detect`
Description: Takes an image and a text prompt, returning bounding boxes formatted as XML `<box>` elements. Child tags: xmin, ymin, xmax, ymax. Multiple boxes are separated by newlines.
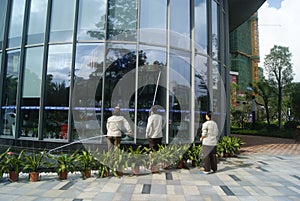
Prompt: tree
<box><xmin>264</xmin><ymin>45</ymin><xmax>294</xmax><ymax>129</ymax></box>
<box><xmin>289</xmin><ymin>82</ymin><xmax>300</xmax><ymax>121</ymax></box>
<box><xmin>255</xmin><ymin>78</ymin><xmax>276</xmax><ymax>126</ymax></box>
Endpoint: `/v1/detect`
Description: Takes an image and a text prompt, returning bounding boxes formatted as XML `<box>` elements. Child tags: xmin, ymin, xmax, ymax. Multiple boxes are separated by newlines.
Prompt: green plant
<box><xmin>77</xmin><ymin>149</ymin><xmax>97</xmax><ymax>179</ymax></box>
<box><xmin>187</xmin><ymin>143</ymin><xmax>202</xmax><ymax>167</ymax></box>
<box><xmin>127</xmin><ymin>145</ymin><xmax>147</xmax><ymax>174</ymax></box>
<box><xmin>96</xmin><ymin>150</ymin><xmax>113</xmax><ymax>178</ymax></box>
<box><xmin>49</xmin><ymin>151</ymin><xmax>78</xmax><ymax>178</ymax></box>
<box><xmin>23</xmin><ymin>148</ymin><xmax>49</xmax><ymax>173</ymax></box>
<box><xmin>217</xmin><ymin>136</ymin><xmax>244</xmax><ymax>157</ymax></box>
<box><xmin>0</xmin><ymin>148</ymin><xmax>9</xmax><ymax>177</ymax></box>
<box><xmin>5</xmin><ymin>149</ymin><xmax>24</xmax><ymax>174</ymax></box>
<box><xmin>112</xmin><ymin>147</ymin><xmax>127</xmax><ymax>177</ymax></box>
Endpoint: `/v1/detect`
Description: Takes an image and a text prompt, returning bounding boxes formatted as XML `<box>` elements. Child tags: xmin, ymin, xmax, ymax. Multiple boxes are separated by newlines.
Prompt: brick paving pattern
<box><xmin>233</xmin><ymin>134</ymin><xmax>300</xmax><ymax>155</ymax></box>
<box><xmin>0</xmin><ymin>135</ymin><xmax>299</xmax><ymax>200</ymax></box>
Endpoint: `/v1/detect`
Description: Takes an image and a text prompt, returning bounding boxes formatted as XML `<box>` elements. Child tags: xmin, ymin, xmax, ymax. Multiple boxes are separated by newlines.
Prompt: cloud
<box><xmin>258</xmin><ymin>0</ymin><xmax>300</xmax><ymax>82</ymax></box>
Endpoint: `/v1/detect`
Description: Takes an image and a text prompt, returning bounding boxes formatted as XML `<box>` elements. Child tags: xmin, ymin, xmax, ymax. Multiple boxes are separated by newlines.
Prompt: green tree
<box><xmin>264</xmin><ymin>45</ymin><xmax>294</xmax><ymax>129</ymax></box>
<box><xmin>255</xmin><ymin>78</ymin><xmax>276</xmax><ymax>126</ymax></box>
<box><xmin>289</xmin><ymin>82</ymin><xmax>300</xmax><ymax>121</ymax></box>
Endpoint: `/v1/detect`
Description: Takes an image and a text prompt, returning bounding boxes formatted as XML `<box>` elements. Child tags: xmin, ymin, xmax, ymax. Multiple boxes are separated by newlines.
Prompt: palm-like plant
<box><xmin>23</xmin><ymin>148</ymin><xmax>49</xmax><ymax>181</ymax></box>
<box><xmin>77</xmin><ymin>149</ymin><xmax>96</xmax><ymax>179</ymax></box>
<box><xmin>49</xmin><ymin>151</ymin><xmax>78</xmax><ymax>180</ymax></box>
<box><xmin>0</xmin><ymin>148</ymin><xmax>9</xmax><ymax>178</ymax></box>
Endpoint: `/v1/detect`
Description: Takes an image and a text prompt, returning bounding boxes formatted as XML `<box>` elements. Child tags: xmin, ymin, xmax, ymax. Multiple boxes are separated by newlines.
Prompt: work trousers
<box><xmin>202</xmin><ymin>145</ymin><xmax>217</xmax><ymax>172</ymax></box>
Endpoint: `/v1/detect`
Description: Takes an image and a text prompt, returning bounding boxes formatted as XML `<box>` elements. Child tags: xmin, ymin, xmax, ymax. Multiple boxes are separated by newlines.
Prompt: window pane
<box><xmin>212</xmin><ymin>1</ymin><xmax>219</xmax><ymax>60</ymax></box>
<box><xmin>170</xmin><ymin>0</ymin><xmax>190</xmax><ymax>50</ymax></box>
<box><xmin>44</xmin><ymin>44</ymin><xmax>72</xmax><ymax>139</ymax></box>
<box><xmin>26</xmin><ymin>0</ymin><xmax>47</xmax><ymax>45</ymax></box>
<box><xmin>169</xmin><ymin>49</ymin><xmax>191</xmax><ymax>143</ymax></box>
<box><xmin>107</xmin><ymin>0</ymin><xmax>137</xmax><ymax>41</ymax></box>
<box><xmin>8</xmin><ymin>0</ymin><xmax>25</xmax><ymax>48</ymax></box>
<box><xmin>73</xmin><ymin>43</ymin><xmax>104</xmax><ymax>140</ymax></box>
<box><xmin>1</xmin><ymin>50</ymin><xmax>20</xmax><ymax>137</ymax></box>
<box><xmin>103</xmin><ymin>44</ymin><xmax>136</xmax><ymax>137</ymax></box>
<box><xmin>49</xmin><ymin>0</ymin><xmax>75</xmax><ymax>43</ymax></box>
<box><xmin>20</xmin><ymin>47</ymin><xmax>43</xmax><ymax>138</ymax></box>
<box><xmin>77</xmin><ymin>0</ymin><xmax>106</xmax><ymax>41</ymax></box>
<box><xmin>136</xmin><ymin>45</ymin><xmax>167</xmax><ymax>143</ymax></box>
<box><xmin>0</xmin><ymin>0</ymin><xmax>8</xmax><ymax>49</ymax></box>
<box><xmin>140</xmin><ymin>0</ymin><xmax>167</xmax><ymax>45</ymax></box>
<box><xmin>194</xmin><ymin>54</ymin><xmax>208</xmax><ymax>141</ymax></box>
<box><xmin>195</xmin><ymin>0</ymin><xmax>207</xmax><ymax>53</ymax></box>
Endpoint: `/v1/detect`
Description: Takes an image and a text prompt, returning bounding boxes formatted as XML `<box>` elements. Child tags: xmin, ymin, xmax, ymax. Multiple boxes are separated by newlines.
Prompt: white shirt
<box><xmin>146</xmin><ymin>113</ymin><xmax>163</xmax><ymax>139</ymax></box>
<box><xmin>106</xmin><ymin>115</ymin><xmax>132</xmax><ymax>137</ymax></box>
<box><xmin>201</xmin><ymin>120</ymin><xmax>219</xmax><ymax>146</ymax></box>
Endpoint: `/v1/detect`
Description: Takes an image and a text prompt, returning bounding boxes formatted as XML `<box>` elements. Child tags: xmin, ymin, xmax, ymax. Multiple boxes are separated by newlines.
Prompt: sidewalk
<box><xmin>0</xmin><ymin>135</ymin><xmax>299</xmax><ymax>201</ymax></box>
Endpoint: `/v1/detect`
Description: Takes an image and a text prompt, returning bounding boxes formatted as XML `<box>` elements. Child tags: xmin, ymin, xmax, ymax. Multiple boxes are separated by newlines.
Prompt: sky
<box><xmin>258</xmin><ymin>0</ymin><xmax>300</xmax><ymax>82</ymax></box>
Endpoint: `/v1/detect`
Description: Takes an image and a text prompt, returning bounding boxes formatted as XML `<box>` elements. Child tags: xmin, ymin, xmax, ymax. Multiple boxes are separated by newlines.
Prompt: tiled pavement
<box><xmin>1</xmin><ymin>135</ymin><xmax>300</xmax><ymax>201</ymax></box>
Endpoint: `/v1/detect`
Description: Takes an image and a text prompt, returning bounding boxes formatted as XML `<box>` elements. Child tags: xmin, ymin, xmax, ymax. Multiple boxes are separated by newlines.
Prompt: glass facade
<box><xmin>0</xmin><ymin>0</ymin><xmax>230</xmax><ymax>145</ymax></box>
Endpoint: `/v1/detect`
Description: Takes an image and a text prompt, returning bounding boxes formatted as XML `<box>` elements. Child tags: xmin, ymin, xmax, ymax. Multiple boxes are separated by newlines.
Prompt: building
<box><xmin>0</xmin><ymin>0</ymin><xmax>265</xmax><ymax>150</ymax></box>
<box><xmin>229</xmin><ymin>12</ymin><xmax>260</xmax><ymax>94</ymax></box>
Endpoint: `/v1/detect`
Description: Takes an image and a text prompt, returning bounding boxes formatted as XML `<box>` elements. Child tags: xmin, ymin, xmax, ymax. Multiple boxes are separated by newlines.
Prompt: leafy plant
<box><xmin>127</xmin><ymin>145</ymin><xmax>147</xmax><ymax>173</ymax></box>
<box><xmin>77</xmin><ymin>149</ymin><xmax>97</xmax><ymax>179</ymax></box>
<box><xmin>0</xmin><ymin>148</ymin><xmax>9</xmax><ymax>177</ymax></box>
<box><xmin>49</xmin><ymin>151</ymin><xmax>78</xmax><ymax>178</ymax></box>
<box><xmin>23</xmin><ymin>148</ymin><xmax>49</xmax><ymax>173</ymax></box>
<box><xmin>187</xmin><ymin>143</ymin><xmax>202</xmax><ymax>167</ymax></box>
<box><xmin>5</xmin><ymin>149</ymin><xmax>24</xmax><ymax>174</ymax></box>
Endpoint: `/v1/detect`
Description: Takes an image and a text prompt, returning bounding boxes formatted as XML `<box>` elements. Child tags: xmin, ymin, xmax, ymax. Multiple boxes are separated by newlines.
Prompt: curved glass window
<box><xmin>170</xmin><ymin>0</ymin><xmax>190</xmax><ymax>50</ymax></box>
<box><xmin>195</xmin><ymin>0</ymin><xmax>207</xmax><ymax>54</ymax></box>
<box><xmin>212</xmin><ymin>0</ymin><xmax>219</xmax><ymax>60</ymax></box>
<box><xmin>49</xmin><ymin>0</ymin><xmax>75</xmax><ymax>43</ymax></box>
<box><xmin>136</xmin><ymin>45</ymin><xmax>167</xmax><ymax>143</ymax></box>
<box><xmin>169</xmin><ymin>49</ymin><xmax>191</xmax><ymax>143</ymax></box>
<box><xmin>1</xmin><ymin>50</ymin><xmax>20</xmax><ymax>137</ymax></box>
<box><xmin>0</xmin><ymin>0</ymin><xmax>8</xmax><ymax>49</ymax></box>
<box><xmin>107</xmin><ymin>0</ymin><xmax>137</xmax><ymax>41</ymax></box>
<box><xmin>140</xmin><ymin>0</ymin><xmax>167</xmax><ymax>46</ymax></box>
<box><xmin>73</xmin><ymin>43</ymin><xmax>104</xmax><ymax>140</ymax></box>
<box><xmin>77</xmin><ymin>0</ymin><xmax>106</xmax><ymax>41</ymax></box>
<box><xmin>102</xmin><ymin>43</ymin><xmax>136</xmax><ymax>136</ymax></box>
<box><xmin>8</xmin><ymin>0</ymin><xmax>25</xmax><ymax>48</ymax></box>
<box><xmin>20</xmin><ymin>47</ymin><xmax>43</xmax><ymax>138</ymax></box>
<box><xmin>194</xmin><ymin>54</ymin><xmax>208</xmax><ymax>140</ymax></box>
<box><xmin>26</xmin><ymin>0</ymin><xmax>47</xmax><ymax>45</ymax></box>
<box><xmin>43</xmin><ymin>44</ymin><xmax>72</xmax><ymax>139</ymax></box>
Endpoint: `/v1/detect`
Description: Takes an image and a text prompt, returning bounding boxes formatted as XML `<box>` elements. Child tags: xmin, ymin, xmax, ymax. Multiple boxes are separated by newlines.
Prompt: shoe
<box><xmin>199</xmin><ymin>171</ymin><xmax>211</xmax><ymax>175</ymax></box>
<box><xmin>198</xmin><ymin>167</ymin><xmax>205</xmax><ymax>171</ymax></box>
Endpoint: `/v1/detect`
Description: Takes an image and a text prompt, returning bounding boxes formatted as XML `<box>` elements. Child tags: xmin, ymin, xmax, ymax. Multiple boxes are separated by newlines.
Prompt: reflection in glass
<box><xmin>78</xmin><ymin>0</ymin><xmax>106</xmax><ymax>41</ymax></box>
<box><xmin>136</xmin><ymin>45</ymin><xmax>167</xmax><ymax>143</ymax></box>
<box><xmin>194</xmin><ymin>54</ymin><xmax>209</xmax><ymax>141</ymax></box>
<box><xmin>170</xmin><ymin>0</ymin><xmax>190</xmax><ymax>50</ymax></box>
<box><xmin>212</xmin><ymin>1</ymin><xmax>219</xmax><ymax>60</ymax></box>
<box><xmin>140</xmin><ymin>0</ymin><xmax>167</xmax><ymax>45</ymax></box>
<box><xmin>73</xmin><ymin>44</ymin><xmax>104</xmax><ymax>140</ymax></box>
<box><xmin>26</xmin><ymin>0</ymin><xmax>47</xmax><ymax>45</ymax></box>
<box><xmin>169</xmin><ymin>49</ymin><xmax>191</xmax><ymax>143</ymax></box>
<box><xmin>107</xmin><ymin>0</ymin><xmax>137</xmax><ymax>41</ymax></box>
<box><xmin>8</xmin><ymin>0</ymin><xmax>25</xmax><ymax>47</ymax></box>
<box><xmin>195</xmin><ymin>0</ymin><xmax>207</xmax><ymax>53</ymax></box>
<box><xmin>102</xmin><ymin>44</ymin><xmax>136</xmax><ymax>137</ymax></box>
<box><xmin>0</xmin><ymin>0</ymin><xmax>8</xmax><ymax>49</ymax></box>
<box><xmin>20</xmin><ymin>47</ymin><xmax>43</xmax><ymax>138</ymax></box>
<box><xmin>43</xmin><ymin>44</ymin><xmax>72</xmax><ymax>139</ymax></box>
<box><xmin>49</xmin><ymin>0</ymin><xmax>75</xmax><ymax>43</ymax></box>
<box><xmin>212</xmin><ymin>60</ymin><xmax>220</xmax><ymax>111</ymax></box>
<box><xmin>1</xmin><ymin>50</ymin><xmax>20</xmax><ymax>137</ymax></box>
